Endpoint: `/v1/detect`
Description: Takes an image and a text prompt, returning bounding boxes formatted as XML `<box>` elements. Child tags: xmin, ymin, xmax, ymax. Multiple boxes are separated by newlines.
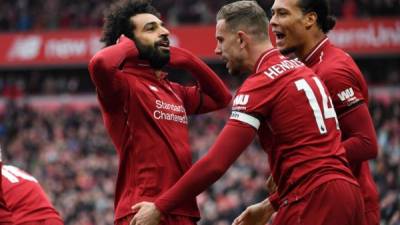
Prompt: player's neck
<box><xmin>296</xmin><ymin>31</ymin><xmax>326</xmax><ymax>61</ymax></box>
<box><xmin>155</xmin><ymin>70</ymin><xmax>164</xmax><ymax>79</ymax></box>
<box><xmin>248</xmin><ymin>41</ymin><xmax>274</xmax><ymax>71</ymax></box>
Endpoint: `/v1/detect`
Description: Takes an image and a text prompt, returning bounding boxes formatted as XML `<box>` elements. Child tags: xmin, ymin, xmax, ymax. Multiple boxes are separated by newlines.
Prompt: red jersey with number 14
<box><xmin>229</xmin><ymin>49</ymin><xmax>358</xmax><ymax>203</ymax></box>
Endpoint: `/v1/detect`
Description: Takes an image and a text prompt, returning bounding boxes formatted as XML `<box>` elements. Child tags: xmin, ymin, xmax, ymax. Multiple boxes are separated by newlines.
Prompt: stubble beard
<box><xmin>279</xmin><ymin>45</ymin><xmax>297</xmax><ymax>56</ymax></box>
<box><xmin>229</xmin><ymin>57</ymin><xmax>251</xmax><ymax>77</ymax></box>
<box><xmin>134</xmin><ymin>37</ymin><xmax>170</xmax><ymax>70</ymax></box>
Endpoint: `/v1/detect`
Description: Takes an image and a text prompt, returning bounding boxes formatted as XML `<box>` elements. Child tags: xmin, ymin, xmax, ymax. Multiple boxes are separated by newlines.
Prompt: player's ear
<box><xmin>304</xmin><ymin>11</ymin><xmax>317</xmax><ymax>30</ymax></box>
<box><xmin>237</xmin><ymin>31</ymin><xmax>249</xmax><ymax>49</ymax></box>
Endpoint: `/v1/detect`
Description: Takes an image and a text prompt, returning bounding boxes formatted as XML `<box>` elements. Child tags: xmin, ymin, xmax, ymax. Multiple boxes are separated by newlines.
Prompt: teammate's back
<box><xmin>2</xmin><ymin>165</ymin><xmax>63</xmax><ymax>225</ymax></box>
<box><xmin>308</xmin><ymin>40</ymin><xmax>369</xmax><ymax>112</ymax></box>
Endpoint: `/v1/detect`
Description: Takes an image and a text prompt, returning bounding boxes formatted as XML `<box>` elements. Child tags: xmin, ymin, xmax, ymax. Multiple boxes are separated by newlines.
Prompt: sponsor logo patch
<box><xmin>337</xmin><ymin>88</ymin><xmax>355</xmax><ymax>101</ymax></box>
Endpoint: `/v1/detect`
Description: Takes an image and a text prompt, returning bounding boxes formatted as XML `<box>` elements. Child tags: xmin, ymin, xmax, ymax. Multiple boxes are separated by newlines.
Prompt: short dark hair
<box><xmin>297</xmin><ymin>0</ymin><xmax>336</xmax><ymax>33</ymax></box>
<box><xmin>101</xmin><ymin>0</ymin><xmax>160</xmax><ymax>47</ymax></box>
<box><xmin>217</xmin><ymin>1</ymin><xmax>269</xmax><ymax>41</ymax></box>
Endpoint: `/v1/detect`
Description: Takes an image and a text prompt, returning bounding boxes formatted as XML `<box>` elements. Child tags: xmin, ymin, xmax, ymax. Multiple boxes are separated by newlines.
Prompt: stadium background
<box><xmin>0</xmin><ymin>0</ymin><xmax>399</xmax><ymax>224</ymax></box>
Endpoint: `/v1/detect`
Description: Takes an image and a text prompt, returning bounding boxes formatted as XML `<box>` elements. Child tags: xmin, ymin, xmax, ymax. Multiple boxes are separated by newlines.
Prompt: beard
<box><xmin>229</xmin><ymin>64</ymin><xmax>244</xmax><ymax>76</ymax></box>
<box><xmin>228</xmin><ymin>57</ymin><xmax>250</xmax><ymax>77</ymax></box>
<box><xmin>134</xmin><ymin>37</ymin><xmax>170</xmax><ymax>70</ymax></box>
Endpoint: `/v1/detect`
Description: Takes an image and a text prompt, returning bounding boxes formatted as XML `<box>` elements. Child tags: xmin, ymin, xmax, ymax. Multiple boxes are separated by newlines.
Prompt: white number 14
<box><xmin>295</xmin><ymin>77</ymin><xmax>339</xmax><ymax>134</ymax></box>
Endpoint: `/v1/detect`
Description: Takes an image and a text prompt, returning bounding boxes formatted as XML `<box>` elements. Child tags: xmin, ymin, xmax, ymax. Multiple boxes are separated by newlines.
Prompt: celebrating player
<box><xmin>88</xmin><ymin>0</ymin><xmax>232</xmax><ymax>224</ymax></box>
<box><xmin>233</xmin><ymin>0</ymin><xmax>379</xmax><ymax>224</ymax></box>
<box><xmin>131</xmin><ymin>1</ymin><xmax>365</xmax><ymax>225</ymax></box>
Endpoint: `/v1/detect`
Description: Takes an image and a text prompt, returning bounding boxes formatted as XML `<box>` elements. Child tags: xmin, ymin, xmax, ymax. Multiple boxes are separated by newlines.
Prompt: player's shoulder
<box><xmin>255</xmin><ymin>52</ymin><xmax>306</xmax><ymax>82</ymax></box>
<box><xmin>235</xmin><ymin>70</ymin><xmax>278</xmax><ymax>105</ymax></box>
<box><xmin>242</xmin><ymin>71</ymin><xmax>269</xmax><ymax>87</ymax></box>
<box><xmin>317</xmin><ymin>44</ymin><xmax>368</xmax><ymax>97</ymax></box>
<box><xmin>318</xmin><ymin>44</ymin><xmax>362</xmax><ymax>79</ymax></box>
<box><xmin>324</xmin><ymin>44</ymin><xmax>359</xmax><ymax>70</ymax></box>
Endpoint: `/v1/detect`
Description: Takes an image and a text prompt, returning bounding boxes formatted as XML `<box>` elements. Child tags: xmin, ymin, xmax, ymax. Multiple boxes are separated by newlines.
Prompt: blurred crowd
<box><xmin>0</xmin><ymin>0</ymin><xmax>399</xmax><ymax>32</ymax></box>
<box><xmin>369</xmin><ymin>98</ymin><xmax>400</xmax><ymax>225</ymax></box>
<box><xmin>0</xmin><ymin>103</ymin><xmax>116</xmax><ymax>225</ymax></box>
<box><xmin>1</xmin><ymin>57</ymin><xmax>399</xmax><ymax>97</ymax></box>
<box><xmin>0</xmin><ymin>91</ymin><xmax>398</xmax><ymax>225</ymax></box>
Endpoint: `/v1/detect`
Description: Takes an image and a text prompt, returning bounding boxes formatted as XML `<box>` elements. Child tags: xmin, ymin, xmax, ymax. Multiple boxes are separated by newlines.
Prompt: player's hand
<box><xmin>130</xmin><ymin>202</ymin><xmax>161</xmax><ymax>225</ymax></box>
<box><xmin>232</xmin><ymin>199</ymin><xmax>274</xmax><ymax>225</ymax></box>
<box><xmin>266</xmin><ymin>175</ymin><xmax>277</xmax><ymax>194</ymax></box>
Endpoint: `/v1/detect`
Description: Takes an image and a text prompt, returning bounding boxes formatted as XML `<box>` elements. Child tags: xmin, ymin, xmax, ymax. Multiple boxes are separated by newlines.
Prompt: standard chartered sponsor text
<box><xmin>154</xmin><ymin>100</ymin><xmax>188</xmax><ymax>124</ymax></box>
<box><xmin>155</xmin><ymin>100</ymin><xmax>186</xmax><ymax>112</ymax></box>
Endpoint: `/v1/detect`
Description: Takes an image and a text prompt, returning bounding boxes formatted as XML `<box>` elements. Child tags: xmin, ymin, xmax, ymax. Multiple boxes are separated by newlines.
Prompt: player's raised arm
<box><xmin>169</xmin><ymin>46</ymin><xmax>232</xmax><ymax>113</ymax></box>
<box><xmin>88</xmin><ymin>36</ymin><xmax>139</xmax><ymax>104</ymax></box>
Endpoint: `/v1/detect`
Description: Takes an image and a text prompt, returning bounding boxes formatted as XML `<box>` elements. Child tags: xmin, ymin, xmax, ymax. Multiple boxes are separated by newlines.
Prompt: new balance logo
<box><xmin>337</xmin><ymin>88</ymin><xmax>354</xmax><ymax>101</ymax></box>
<box><xmin>233</xmin><ymin>94</ymin><xmax>249</xmax><ymax>106</ymax></box>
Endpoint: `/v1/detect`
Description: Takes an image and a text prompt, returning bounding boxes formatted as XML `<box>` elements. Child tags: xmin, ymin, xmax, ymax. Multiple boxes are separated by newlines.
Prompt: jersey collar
<box><xmin>304</xmin><ymin>37</ymin><xmax>330</xmax><ymax>67</ymax></box>
<box><xmin>253</xmin><ymin>48</ymin><xmax>280</xmax><ymax>73</ymax></box>
<box><xmin>123</xmin><ymin>60</ymin><xmax>167</xmax><ymax>81</ymax></box>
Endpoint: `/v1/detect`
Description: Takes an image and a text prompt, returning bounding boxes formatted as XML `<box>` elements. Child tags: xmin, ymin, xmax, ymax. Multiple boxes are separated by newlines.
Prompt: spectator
<box><xmin>0</xmin><ymin>0</ymin><xmax>399</xmax><ymax>32</ymax></box>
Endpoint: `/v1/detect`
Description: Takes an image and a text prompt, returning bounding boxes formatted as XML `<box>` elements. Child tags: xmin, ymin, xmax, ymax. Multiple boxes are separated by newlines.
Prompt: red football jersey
<box><xmin>229</xmin><ymin>49</ymin><xmax>358</xmax><ymax>202</ymax></box>
<box><xmin>0</xmin><ymin>147</ymin><xmax>12</xmax><ymax>224</ymax></box>
<box><xmin>2</xmin><ymin>165</ymin><xmax>63</xmax><ymax>225</ymax></box>
<box><xmin>153</xmin><ymin>48</ymin><xmax>361</xmax><ymax>215</ymax></box>
<box><xmin>89</xmin><ymin>36</ymin><xmax>231</xmax><ymax>222</ymax></box>
<box><xmin>0</xmin><ymin>161</ymin><xmax>12</xmax><ymax>224</ymax></box>
<box><xmin>304</xmin><ymin>37</ymin><xmax>379</xmax><ymax>212</ymax></box>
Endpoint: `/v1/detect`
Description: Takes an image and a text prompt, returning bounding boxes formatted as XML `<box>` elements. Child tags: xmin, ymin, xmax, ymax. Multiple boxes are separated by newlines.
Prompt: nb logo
<box><xmin>233</xmin><ymin>94</ymin><xmax>249</xmax><ymax>106</ymax></box>
<box><xmin>337</xmin><ymin>88</ymin><xmax>354</xmax><ymax>102</ymax></box>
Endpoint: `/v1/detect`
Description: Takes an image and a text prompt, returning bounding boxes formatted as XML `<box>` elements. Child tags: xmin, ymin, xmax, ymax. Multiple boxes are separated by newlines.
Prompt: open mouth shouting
<box><xmin>156</xmin><ymin>38</ymin><xmax>170</xmax><ymax>51</ymax></box>
<box><xmin>273</xmin><ymin>30</ymin><xmax>286</xmax><ymax>46</ymax></box>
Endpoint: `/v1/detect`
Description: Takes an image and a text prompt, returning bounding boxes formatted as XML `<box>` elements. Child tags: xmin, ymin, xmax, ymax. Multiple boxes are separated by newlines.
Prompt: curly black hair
<box><xmin>101</xmin><ymin>0</ymin><xmax>160</xmax><ymax>47</ymax></box>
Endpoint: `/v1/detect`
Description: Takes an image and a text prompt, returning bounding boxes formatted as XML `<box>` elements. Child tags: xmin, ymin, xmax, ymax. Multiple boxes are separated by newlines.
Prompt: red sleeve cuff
<box><xmin>154</xmin><ymin>200</ymin><xmax>168</xmax><ymax>217</ymax></box>
<box><xmin>269</xmin><ymin>192</ymin><xmax>280</xmax><ymax>211</ymax></box>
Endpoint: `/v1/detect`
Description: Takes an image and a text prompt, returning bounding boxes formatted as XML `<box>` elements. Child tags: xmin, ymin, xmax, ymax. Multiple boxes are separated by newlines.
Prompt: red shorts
<box><xmin>115</xmin><ymin>214</ymin><xmax>196</xmax><ymax>225</ymax></box>
<box><xmin>272</xmin><ymin>179</ymin><xmax>365</xmax><ymax>225</ymax></box>
<box><xmin>365</xmin><ymin>209</ymin><xmax>380</xmax><ymax>225</ymax></box>
<box><xmin>20</xmin><ymin>218</ymin><xmax>64</xmax><ymax>225</ymax></box>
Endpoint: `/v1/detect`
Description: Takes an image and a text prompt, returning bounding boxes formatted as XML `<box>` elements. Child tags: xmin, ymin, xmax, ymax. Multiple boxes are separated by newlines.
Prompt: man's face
<box><xmin>270</xmin><ymin>0</ymin><xmax>308</xmax><ymax>55</ymax></box>
<box><xmin>131</xmin><ymin>13</ymin><xmax>170</xmax><ymax>69</ymax></box>
<box><xmin>215</xmin><ymin>19</ymin><xmax>246</xmax><ymax>76</ymax></box>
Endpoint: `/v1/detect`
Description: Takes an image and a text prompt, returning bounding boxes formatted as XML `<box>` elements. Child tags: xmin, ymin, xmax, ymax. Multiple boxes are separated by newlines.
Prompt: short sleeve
<box><xmin>321</xmin><ymin>66</ymin><xmax>366</xmax><ymax>117</ymax></box>
<box><xmin>228</xmin><ymin>77</ymin><xmax>274</xmax><ymax>130</ymax></box>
